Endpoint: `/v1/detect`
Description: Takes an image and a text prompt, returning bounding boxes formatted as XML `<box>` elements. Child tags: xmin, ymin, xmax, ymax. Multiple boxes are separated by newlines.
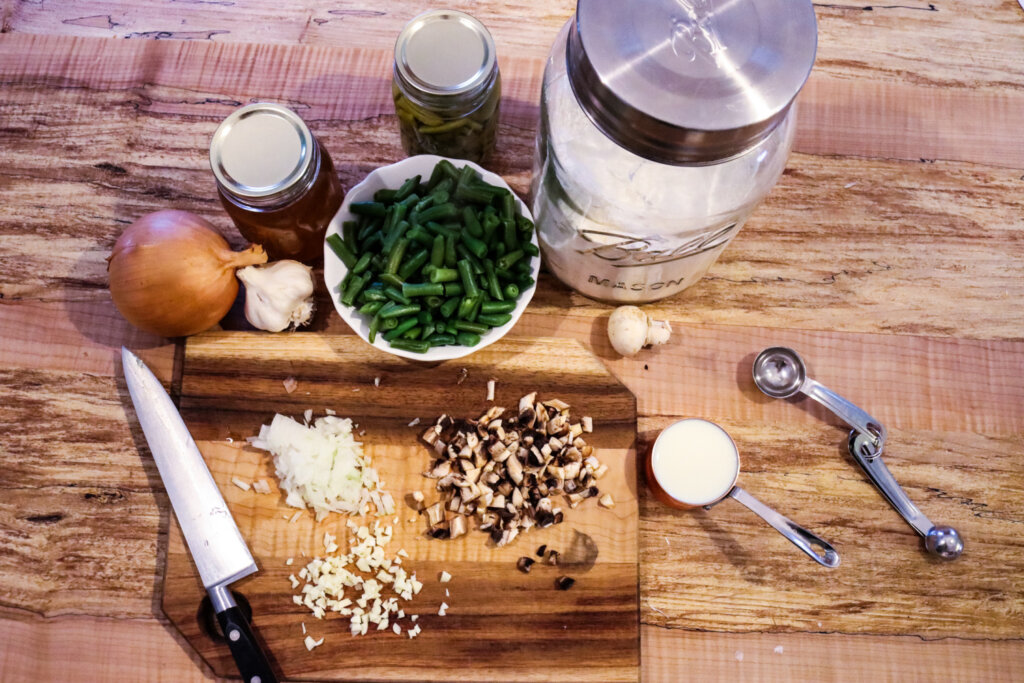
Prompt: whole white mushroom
<box><xmin>607</xmin><ymin>306</ymin><xmax>672</xmax><ymax>357</ymax></box>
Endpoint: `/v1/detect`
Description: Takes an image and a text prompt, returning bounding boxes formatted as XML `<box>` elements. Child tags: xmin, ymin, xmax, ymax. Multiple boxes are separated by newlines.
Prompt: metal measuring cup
<box><xmin>647</xmin><ymin>419</ymin><xmax>840</xmax><ymax>568</ymax></box>
<box><xmin>753</xmin><ymin>347</ymin><xmax>963</xmax><ymax>560</ymax></box>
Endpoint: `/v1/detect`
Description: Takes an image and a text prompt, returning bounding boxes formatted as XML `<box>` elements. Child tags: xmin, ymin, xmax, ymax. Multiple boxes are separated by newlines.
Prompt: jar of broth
<box><xmin>210</xmin><ymin>103</ymin><xmax>343</xmax><ymax>263</ymax></box>
<box><xmin>392</xmin><ymin>9</ymin><xmax>501</xmax><ymax>163</ymax></box>
<box><xmin>532</xmin><ymin>0</ymin><xmax>817</xmax><ymax>302</ymax></box>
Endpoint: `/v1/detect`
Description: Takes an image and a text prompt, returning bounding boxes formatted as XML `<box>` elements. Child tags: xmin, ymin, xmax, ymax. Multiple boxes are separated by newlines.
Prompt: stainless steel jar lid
<box><xmin>210</xmin><ymin>103</ymin><xmax>316</xmax><ymax>200</ymax></box>
<box><xmin>568</xmin><ymin>0</ymin><xmax>817</xmax><ymax>165</ymax></box>
<box><xmin>394</xmin><ymin>10</ymin><xmax>497</xmax><ymax>108</ymax></box>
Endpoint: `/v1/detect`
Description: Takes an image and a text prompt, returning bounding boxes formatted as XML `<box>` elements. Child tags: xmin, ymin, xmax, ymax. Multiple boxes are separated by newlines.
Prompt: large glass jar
<box><xmin>532</xmin><ymin>0</ymin><xmax>818</xmax><ymax>303</ymax></box>
<box><xmin>392</xmin><ymin>10</ymin><xmax>501</xmax><ymax>164</ymax></box>
<box><xmin>210</xmin><ymin>103</ymin><xmax>343</xmax><ymax>264</ymax></box>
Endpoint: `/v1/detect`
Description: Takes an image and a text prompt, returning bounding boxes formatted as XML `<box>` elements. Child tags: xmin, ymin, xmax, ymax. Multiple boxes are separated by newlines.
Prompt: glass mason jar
<box><xmin>210</xmin><ymin>103</ymin><xmax>343</xmax><ymax>264</ymax></box>
<box><xmin>392</xmin><ymin>10</ymin><xmax>501</xmax><ymax>164</ymax></box>
<box><xmin>532</xmin><ymin>0</ymin><xmax>818</xmax><ymax>303</ymax></box>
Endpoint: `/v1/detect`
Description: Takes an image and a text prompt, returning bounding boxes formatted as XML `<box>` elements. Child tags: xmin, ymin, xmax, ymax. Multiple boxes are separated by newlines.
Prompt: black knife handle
<box><xmin>216</xmin><ymin>605</ymin><xmax>279</xmax><ymax>683</ymax></box>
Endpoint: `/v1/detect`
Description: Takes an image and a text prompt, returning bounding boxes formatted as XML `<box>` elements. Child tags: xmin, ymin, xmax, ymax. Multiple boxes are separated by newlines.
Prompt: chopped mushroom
<box><xmin>554</xmin><ymin>576</ymin><xmax>575</xmax><ymax>591</ymax></box>
<box><xmin>418</xmin><ymin>394</ymin><xmax>606</xmax><ymax>547</ymax></box>
<box><xmin>598</xmin><ymin>493</ymin><xmax>615</xmax><ymax>509</ymax></box>
<box><xmin>516</xmin><ymin>557</ymin><xmax>535</xmax><ymax>574</ymax></box>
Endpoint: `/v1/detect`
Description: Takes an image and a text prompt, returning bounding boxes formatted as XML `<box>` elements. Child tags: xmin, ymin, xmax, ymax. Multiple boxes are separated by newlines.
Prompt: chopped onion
<box><xmin>248</xmin><ymin>413</ymin><xmax>381</xmax><ymax>520</ymax></box>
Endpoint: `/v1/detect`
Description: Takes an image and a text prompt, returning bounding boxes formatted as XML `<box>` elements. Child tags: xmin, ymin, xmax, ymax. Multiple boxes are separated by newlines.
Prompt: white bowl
<box><xmin>324</xmin><ymin>155</ymin><xmax>540</xmax><ymax>361</ymax></box>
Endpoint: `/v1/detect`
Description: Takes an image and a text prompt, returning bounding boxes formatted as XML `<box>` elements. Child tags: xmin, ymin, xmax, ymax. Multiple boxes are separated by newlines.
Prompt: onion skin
<box><xmin>107</xmin><ymin>210</ymin><xmax>267</xmax><ymax>337</ymax></box>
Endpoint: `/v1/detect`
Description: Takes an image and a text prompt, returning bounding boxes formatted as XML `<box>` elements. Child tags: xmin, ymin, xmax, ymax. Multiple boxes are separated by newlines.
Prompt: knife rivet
<box><xmin>229</xmin><ymin>629</ymin><xmax>241</xmax><ymax>642</ymax></box>
<box><xmin>250</xmin><ymin>677</ymin><xmax>261</xmax><ymax>683</ymax></box>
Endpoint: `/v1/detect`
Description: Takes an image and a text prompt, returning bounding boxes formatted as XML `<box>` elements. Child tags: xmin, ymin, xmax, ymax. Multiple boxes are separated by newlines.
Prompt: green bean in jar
<box><xmin>392</xmin><ymin>10</ymin><xmax>501</xmax><ymax>163</ymax></box>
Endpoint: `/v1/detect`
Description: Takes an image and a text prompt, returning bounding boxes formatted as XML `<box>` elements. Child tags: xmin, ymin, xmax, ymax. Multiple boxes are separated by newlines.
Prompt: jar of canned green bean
<box><xmin>392</xmin><ymin>10</ymin><xmax>501</xmax><ymax>163</ymax></box>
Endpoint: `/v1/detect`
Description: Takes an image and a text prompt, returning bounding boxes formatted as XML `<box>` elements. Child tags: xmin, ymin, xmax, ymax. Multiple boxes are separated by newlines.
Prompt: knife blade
<box><xmin>122</xmin><ymin>348</ymin><xmax>278</xmax><ymax>683</ymax></box>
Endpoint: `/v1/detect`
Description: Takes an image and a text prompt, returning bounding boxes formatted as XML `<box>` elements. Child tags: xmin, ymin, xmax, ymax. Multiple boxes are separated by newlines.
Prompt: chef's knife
<box><xmin>122</xmin><ymin>348</ymin><xmax>278</xmax><ymax>683</ymax></box>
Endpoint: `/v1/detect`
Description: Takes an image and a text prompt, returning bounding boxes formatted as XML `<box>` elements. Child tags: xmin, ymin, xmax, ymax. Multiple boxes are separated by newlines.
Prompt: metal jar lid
<box><xmin>567</xmin><ymin>0</ymin><xmax>818</xmax><ymax>165</ymax></box>
<box><xmin>210</xmin><ymin>103</ymin><xmax>317</xmax><ymax>202</ymax></box>
<box><xmin>394</xmin><ymin>9</ymin><xmax>497</xmax><ymax>111</ymax></box>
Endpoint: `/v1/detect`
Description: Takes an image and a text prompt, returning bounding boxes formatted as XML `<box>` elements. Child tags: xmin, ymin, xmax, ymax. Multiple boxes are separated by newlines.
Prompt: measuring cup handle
<box><xmin>801</xmin><ymin>378</ymin><xmax>887</xmax><ymax>449</ymax></box>
<box><xmin>728</xmin><ymin>487</ymin><xmax>840</xmax><ymax>568</ymax></box>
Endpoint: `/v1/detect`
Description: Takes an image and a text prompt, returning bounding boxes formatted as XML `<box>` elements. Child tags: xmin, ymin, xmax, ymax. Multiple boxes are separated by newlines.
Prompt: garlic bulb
<box><xmin>237</xmin><ymin>260</ymin><xmax>315</xmax><ymax>332</ymax></box>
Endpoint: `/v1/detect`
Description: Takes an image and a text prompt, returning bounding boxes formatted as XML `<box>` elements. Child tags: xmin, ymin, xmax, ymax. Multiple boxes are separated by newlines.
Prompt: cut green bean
<box><xmin>351</xmin><ymin>201</ymin><xmax>387</xmax><ymax>217</ymax></box>
<box><xmin>402</xmin><ymin>326</ymin><xmax>422</xmax><ymax>340</ymax></box>
<box><xmin>383</xmin><ymin>317</ymin><xmax>418</xmax><ymax>341</ymax></box>
<box><xmin>326</xmin><ymin>234</ymin><xmax>357</xmax><ymax>269</ymax></box>
<box><xmin>459</xmin><ymin>231</ymin><xmax>488</xmax><ymax>259</ymax></box>
<box><xmin>398</xmin><ymin>249</ymin><xmax>430</xmax><ymax>281</ymax></box>
<box><xmin>428</xmin><ymin>333</ymin><xmax>456</xmax><ymax>347</ymax></box>
<box><xmin>522</xmin><ymin>241</ymin><xmax>539</xmax><ymax>257</ymax></box>
<box><xmin>340</xmin><ymin>274</ymin><xmax>366</xmax><ymax>307</ymax></box>
<box><xmin>361</xmin><ymin>288</ymin><xmax>388</xmax><ymax>302</ymax></box>
<box><xmin>374</xmin><ymin>188</ymin><xmax>398</xmax><ymax>203</ymax></box>
<box><xmin>359</xmin><ymin>300</ymin><xmax>384</xmax><ymax>316</ymax></box>
<box><xmin>444</xmin><ymin>234</ymin><xmax>457</xmax><ymax>268</ymax></box>
<box><xmin>481</xmin><ymin>300</ymin><xmax>516</xmax><ymax>314</ymax></box>
<box><xmin>439</xmin><ymin>296</ymin><xmax>461</xmax><ymax>319</ymax></box>
<box><xmin>500</xmin><ymin>192</ymin><xmax>515</xmax><ymax>222</ymax></box>
<box><xmin>443</xmin><ymin>282</ymin><xmax>463</xmax><ymax>297</ymax></box>
<box><xmin>352</xmin><ymin>252</ymin><xmax>373</xmax><ymax>275</ymax></box>
<box><xmin>383</xmin><ymin>286</ymin><xmax>411</xmax><ymax>306</ymax></box>
<box><xmin>483</xmin><ymin>260</ymin><xmax>503</xmax><ymax>301</ymax></box>
<box><xmin>403</xmin><ymin>282</ymin><xmax>444</xmax><ymax>298</ymax></box>
<box><xmin>497</xmin><ymin>250</ymin><xmax>524</xmax><ymax>271</ymax></box>
<box><xmin>385</xmin><ymin>238</ymin><xmax>409</xmax><ymax>275</ymax></box>
<box><xmin>456</xmin><ymin>244</ymin><xmax>485</xmax><ymax>274</ymax></box>
<box><xmin>455</xmin><ymin>320</ymin><xmax>489</xmax><ymax>335</ymax></box>
<box><xmin>503</xmin><ymin>283</ymin><xmax>520</xmax><ymax>299</ymax></box>
<box><xmin>381</xmin><ymin>317</ymin><xmax>399</xmax><ymax>330</ymax></box>
<box><xmin>463</xmin><ymin>207</ymin><xmax>483</xmax><ymax>237</ymax></box>
<box><xmin>457</xmin><ymin>259</ymin><xmax>480</xmax><ymax>299</ymax></box>
<box><xmin>394</xmin><ymin>174</ymin><xmax>420</xmax><ymax>201</ymax></box>
<box><xmin>456</xmin><ymin>295</ymin><xmax>478</xmax><ymax>320</ymax></box>
<box><xmin>429</xmin><ymin>267</ymin><xmax>459</xmax><ymax>284</ymax></box>
<box><xmin>417</xmin><ymin>202</ymin><xmax>458</xmax><ymax>223</ymax></box>
<box><xmin>389</xmin><ymin>338</ymin><xmax>430</xmax><ymax>353</ymax></box>
<box><xmin>430</xmin><ymin>234</ymin><xmax>445</xmax><ymax>268</ymax></box>
<box><xmin>456</xmin><ymin>331</ymin><xmax>481</xmax><ymax>347</ymax></box>
<box><xmin>477</xmin><ymin>313</ymin><xmax>512</xmax><ymax>327</ymax></box>
<box><xmin>503</xmin><ymin>220</ymin><xmax>518</xmax><ymax>251</ymax></box>
<box><xmin>378</xmin><ymin>273</ymin><xmax>405</xmax><ymax>289</ymax></box>
<box><xmin>368</xmin><ymin>313</ymin><xmax>382</xmax><ymax>342</ymax></box>
<box><xmin>425</xmin><ymin>295</ymin><xmax>443</xmax><ymax>309</ymax></box>
<box><xmin>380</xmin><ymin>303</ymin><xmax>421</xmax><ymax>320</ymax></box>
<box><xmin>407</xmin><ymin>226</ymin><xmax>434</xmax><ymax>248</ymax></box>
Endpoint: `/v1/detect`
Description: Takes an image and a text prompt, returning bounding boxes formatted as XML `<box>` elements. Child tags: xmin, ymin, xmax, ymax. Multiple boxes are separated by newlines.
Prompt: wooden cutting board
<box><xmin>162</xmin><ymin>332</ymin><xmax>639</xmax><ymax>682</ymax></box>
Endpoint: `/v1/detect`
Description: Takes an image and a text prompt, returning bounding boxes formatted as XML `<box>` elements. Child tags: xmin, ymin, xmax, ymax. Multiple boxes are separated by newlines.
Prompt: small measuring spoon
<box><xmin>647</xmin><ymin>419</ymin><xmax>840</xmax><ymax>568</ymax></box>
<box><xmin>849</xmin><ymin>432</ymin><xmax>964</xmax><ymax>560</ymax></box>
<box><xmin>753</xmin><ymin>346</ymin><xmax>887</xmax><ymax>453</ymax></box>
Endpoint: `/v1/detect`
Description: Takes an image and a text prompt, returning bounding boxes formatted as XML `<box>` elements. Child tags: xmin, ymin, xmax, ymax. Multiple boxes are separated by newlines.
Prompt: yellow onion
<box><xmin>107</xmin><ymin>210</ymin><xmax>267</xmax><ymax>337</ymax></box>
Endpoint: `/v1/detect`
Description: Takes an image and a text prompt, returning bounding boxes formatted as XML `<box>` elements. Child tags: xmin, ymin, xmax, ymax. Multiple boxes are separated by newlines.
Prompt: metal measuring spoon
<box><xmin>753</xmin><ymin>347</ymin><xmax>887</xmax><ymax>452</ymax></box>
<box><xmin>849</xmin><ymin>432</ymin><xmax>964</xmax><ymax>560</ymax></box>
<box><xmin>752</xmin><ymin>346</ymin><xmax>963</xmax><ymax>560</ymax></box>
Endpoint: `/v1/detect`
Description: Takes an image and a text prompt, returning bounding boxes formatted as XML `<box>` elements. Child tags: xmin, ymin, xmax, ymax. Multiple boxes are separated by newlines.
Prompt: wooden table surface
<box><xmin>1</xmin><ymin>1</ymin><xmax>1023</xmax><ymax>681</ymax></box>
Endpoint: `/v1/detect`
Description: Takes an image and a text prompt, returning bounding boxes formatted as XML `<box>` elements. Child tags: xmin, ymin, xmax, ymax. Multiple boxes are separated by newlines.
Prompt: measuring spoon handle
<box><xmin>801</xmin><ymin>377</ymin><xmax>887</xmax><ymax>449</ymax></box>
<box><xmin>728</xmin><ymin>486</ymin><xmax>840</xmax><ymax>568</ymax></box>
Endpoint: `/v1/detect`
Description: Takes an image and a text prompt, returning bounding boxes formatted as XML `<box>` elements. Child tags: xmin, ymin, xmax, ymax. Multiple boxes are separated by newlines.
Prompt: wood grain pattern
<box><xmin>4</xmin><ymin>616</ymin><xmax>1023</xmax><ymax>683</ymax></box>
<box><xmin>7</xmin><ymin>0</ymin><xmax>1024</xmax><ymax>94</ymax></box>
<box><xmin>163</xmin><ymin>333</ymin><xmax>639</xmax><ymax>681</ymax></box>
<box><xmin>1</xmin><ymin>1</ymin><xmax>1023</xmax><ymax>680</ymax></box>
<box><xmin>1</xmin><ymin>34</ymin><xmax>1022</xmax><ymax>340</ymax></box>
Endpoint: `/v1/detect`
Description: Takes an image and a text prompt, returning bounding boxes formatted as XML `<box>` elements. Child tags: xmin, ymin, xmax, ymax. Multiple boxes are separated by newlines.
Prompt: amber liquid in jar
<box><xmin>211</xmin><ymin>103</ymin><xmax>343</xmax><ymax>264</ymax></box>
<box><xmin>218</xmin><ymin>140</ymin><xmax>342</xmax><ymax>263</ymax></box>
